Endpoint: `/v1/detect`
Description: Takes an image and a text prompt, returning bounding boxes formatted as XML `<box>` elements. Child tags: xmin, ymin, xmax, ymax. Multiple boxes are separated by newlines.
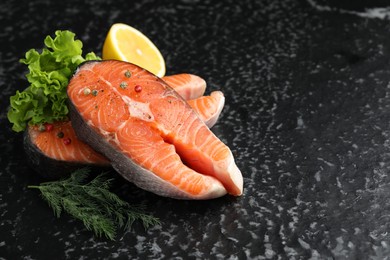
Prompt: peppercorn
<box><xmin>63</xmin><ymin>138</ymin><xmax>71</xmax><ymax>145</ymax></box>
<box><xmin>45</xmin><ymin>123</ymin><xmax>54</xmax><ymax>132</ymax></box>
<box><xmin>124</xmin><ymin>70</ymin><xmax>132</xmax><ymax>78</ymax></box>
<box><xmin>134</xmin><ymin>85</ymin><xmax>142</xmax><ymax>92</ymax></box>
<box><xmin>57</xmin><ymin>131</ymin><xmax>64</xmax><ymax>138</ymax></box>
<box><xmin>120</xmin><ymin>82</ymin><xmax>128</xmax><ymax>89</ymax></box>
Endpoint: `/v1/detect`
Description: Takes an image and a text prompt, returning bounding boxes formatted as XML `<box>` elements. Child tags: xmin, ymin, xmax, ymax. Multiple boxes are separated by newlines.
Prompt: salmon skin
<box><xmin>67</xmin><ymin>60</ymin><xmax>243</xmax><ymax>199</ymax></box>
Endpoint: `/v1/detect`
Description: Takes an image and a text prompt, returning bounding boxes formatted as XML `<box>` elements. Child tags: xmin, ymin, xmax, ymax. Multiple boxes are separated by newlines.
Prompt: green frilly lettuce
<box><xmin>7</xmin><ymin>30</ymin><xmax>100</xmax><ymax>132</ymax></box>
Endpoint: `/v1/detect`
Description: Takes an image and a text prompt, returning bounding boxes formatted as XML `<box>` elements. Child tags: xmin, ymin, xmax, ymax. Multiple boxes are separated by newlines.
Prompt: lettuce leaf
<box><xmin>7</xmin><ymin>30</ymin><xmax>100</xmax><ymax>132</ymax></box>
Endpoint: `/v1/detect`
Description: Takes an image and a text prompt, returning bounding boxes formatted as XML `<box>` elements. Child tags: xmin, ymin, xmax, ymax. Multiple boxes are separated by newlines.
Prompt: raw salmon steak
<box><xmin>27</xmin><ymin>120</ymin><xmax>109</xmax><ymax>165</ymax></box>
<box><xmin>24</xmin><ymin>120</ymin><xmax>110</xmax><ymax>179</ymax></box>
<box><xmin>25</xmin><ymin>73</ymin><xmax>224</xmax><ymax>179</ymax></box>
<box><xmin>24</xmin><ymin>73</ymin><xmax>224</xmax><ymax>180</ymax></box>
<box><xmin>67</xmin><ymin>60</ymin><xmax>243</xmax><ymax>199</ymax></box>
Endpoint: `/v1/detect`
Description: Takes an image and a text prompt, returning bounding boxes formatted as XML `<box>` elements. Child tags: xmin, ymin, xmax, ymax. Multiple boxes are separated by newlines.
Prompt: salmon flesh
<box><xmin>27</xmin><ymin>120</ymin><xmax>109</xmax><ymax>165</ymax></box>
<box><xmin>67</xmin><ymin>60</ymin><xmax>243</xmax><ymax>199</ymax></box>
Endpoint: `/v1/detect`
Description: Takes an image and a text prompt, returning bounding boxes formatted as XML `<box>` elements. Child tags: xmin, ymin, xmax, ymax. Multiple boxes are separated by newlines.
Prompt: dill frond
<box><xmin>28</xmin><ymin>168</ymin><xmax>161</xmax><ymax>240</ymax></box>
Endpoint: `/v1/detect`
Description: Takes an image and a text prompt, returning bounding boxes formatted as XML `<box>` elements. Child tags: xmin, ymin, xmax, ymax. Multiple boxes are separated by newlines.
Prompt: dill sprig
<box><xmin>28</xmin><ymin>168</ymin><xmax>160</xmax><ymax>240</ymax></box>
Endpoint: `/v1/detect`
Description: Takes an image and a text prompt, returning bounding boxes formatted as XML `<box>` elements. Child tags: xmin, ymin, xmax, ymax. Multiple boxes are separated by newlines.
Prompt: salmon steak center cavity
<box><xmin>67</xmin><ymin>60</ymin><xmax>243</xmax><ymax>199</ymax></box>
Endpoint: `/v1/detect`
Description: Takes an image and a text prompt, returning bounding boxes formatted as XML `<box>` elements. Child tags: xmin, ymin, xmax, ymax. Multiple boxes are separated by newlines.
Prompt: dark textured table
<box><xmin>2</xmin><ymin>0</ymin><xmax>390</xmax><ymax>259</ymax></box>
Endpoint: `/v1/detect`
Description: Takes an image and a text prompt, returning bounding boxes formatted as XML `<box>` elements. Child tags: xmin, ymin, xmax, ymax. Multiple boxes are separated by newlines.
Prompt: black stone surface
<box><xmin>2</xmin><ymin>0</ymin><xmax>390</xmax><ymax>259</ymax></box>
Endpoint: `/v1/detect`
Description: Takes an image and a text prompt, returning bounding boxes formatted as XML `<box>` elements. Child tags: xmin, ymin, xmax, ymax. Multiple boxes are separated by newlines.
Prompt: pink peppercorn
<box><xmin>134</xmin><ymin>85</ymin><xmax>142</xmax><ymax>92</ymax></box>
<box><xmin>63</xmin><ymin>138</ymin><xmax>72</xmax><ymax>145</ymax></box>
<box><xmin>45</xmin><ymin>123</ymin><xmax>54</xmax><ymax>132</ymax></box>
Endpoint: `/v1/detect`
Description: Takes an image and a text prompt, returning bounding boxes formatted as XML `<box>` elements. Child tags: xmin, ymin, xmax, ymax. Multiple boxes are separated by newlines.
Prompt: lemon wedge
<box><xmin>102</xmin><ymin>23</ymin><xmax>166</xmax><ymax>77</ymax></box>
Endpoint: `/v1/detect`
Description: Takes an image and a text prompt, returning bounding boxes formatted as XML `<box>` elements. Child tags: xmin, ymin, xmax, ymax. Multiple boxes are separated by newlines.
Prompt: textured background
<box><xmin>2</xmin><ymin>0</ymin><xmax>390</xmax><ymax>259</ymax></box>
